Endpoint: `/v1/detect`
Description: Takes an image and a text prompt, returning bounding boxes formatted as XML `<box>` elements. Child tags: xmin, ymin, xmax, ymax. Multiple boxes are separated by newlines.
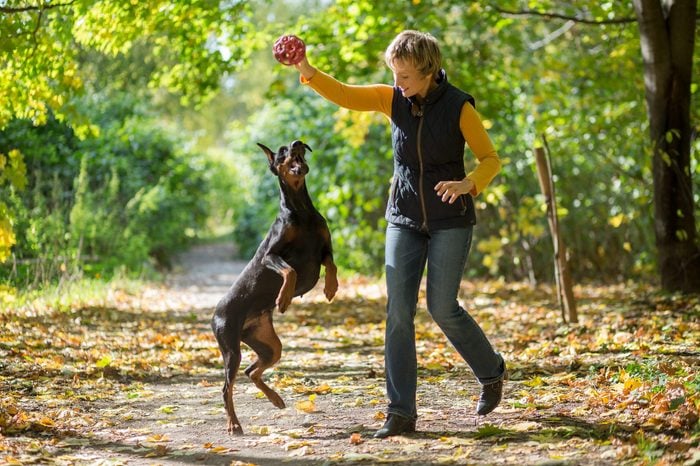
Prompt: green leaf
<box><xmin>669</xmin><ymin>396</ymin><xmax>685</xmax><ymax>410</ymax></box>
<box><xmin>158</xmin><ymin>405</ymin><xmax>178</xmax><ymax>414</ymax></box>
<box><xmin>96</xmin><ymin>355</ymin><xmax>112</xmax><ymax>368</ymax></box>
<box><xmin>474</xmin><ymin>424</ymin><xmax>509</xmax><ymax>439</ymax></box>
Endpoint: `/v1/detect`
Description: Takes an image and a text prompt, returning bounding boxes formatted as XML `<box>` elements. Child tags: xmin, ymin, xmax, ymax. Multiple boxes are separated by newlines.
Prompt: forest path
<box><xmin>72</xmin><ymin>243</ymin><xmax>609</xmax><ymax>465</ymax></box>
<box><xmin>2</xmin><ymin>242</ymin><xmax>697</xmax><ymax>465</ymax></box>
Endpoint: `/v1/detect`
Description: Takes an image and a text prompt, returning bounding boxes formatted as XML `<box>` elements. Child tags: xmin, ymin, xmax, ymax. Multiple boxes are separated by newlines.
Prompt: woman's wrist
<box><xmin>295</xmin><ymin>58</ymin><xmax>317</xmax><ymax>80</ymax></box>
<box><xmin>463</xmin><ymin>177</ymin><xmax>476</xmax><ymax>196</ymax></box>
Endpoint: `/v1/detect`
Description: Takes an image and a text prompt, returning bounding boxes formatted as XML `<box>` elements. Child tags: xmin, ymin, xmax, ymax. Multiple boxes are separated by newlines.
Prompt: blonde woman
<box><xmin>289</xmin><ymin>30</ymin><xmax>506</xmax><ymax>438</ymax></box>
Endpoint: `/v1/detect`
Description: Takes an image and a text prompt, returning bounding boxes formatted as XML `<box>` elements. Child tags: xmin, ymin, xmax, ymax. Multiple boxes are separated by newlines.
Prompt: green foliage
<box><xmin>0</xmin><ymin>108</ymin><xmax>213</xmax><ymax>286</ymax></box>
<box><xmin>1</xmin><ymin>0</ymin><xmax>698</xmax><ymax>285</ymax></box>
<box><xmin>0</xmin><ymin>0</ymin><xmax>255</xmax><ymax>285</ymax></box>
<box><xmin>0</xmin><ymin>0</ymin><xmax>255</xmax><ymax>129</ymax></box>
<box><xmin>0</xmin><ymin>148</ymin><xmax>27</xmax><ymax>262</ymax></box>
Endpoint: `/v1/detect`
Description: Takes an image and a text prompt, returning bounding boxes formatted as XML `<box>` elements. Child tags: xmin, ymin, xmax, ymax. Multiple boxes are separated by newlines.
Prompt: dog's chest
<box><xmin>285</xmin><ymin>223</ymin><xmax>325</xmax><ymax>259</ymax></box>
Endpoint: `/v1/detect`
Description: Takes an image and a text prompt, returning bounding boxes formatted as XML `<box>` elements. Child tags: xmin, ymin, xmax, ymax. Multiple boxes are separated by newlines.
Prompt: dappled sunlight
<box><xmin>2</xmin><ymin>268</ymin><xmax>696</xmax><ymax>464</ymax></box>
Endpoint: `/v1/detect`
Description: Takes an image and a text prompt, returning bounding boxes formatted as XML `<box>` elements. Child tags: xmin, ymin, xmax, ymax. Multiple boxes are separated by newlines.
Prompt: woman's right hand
<box><xmin>294</xmin><ymin>56</ymin><xmax>317</xmax><ymax>81</ymax></box>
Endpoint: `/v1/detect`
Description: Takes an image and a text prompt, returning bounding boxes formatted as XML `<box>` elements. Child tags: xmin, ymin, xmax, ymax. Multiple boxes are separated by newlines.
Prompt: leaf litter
<box><xmin>0</xmin><ymin>244</ymin><xmax>698</xmax><ymax>465</ymax></box>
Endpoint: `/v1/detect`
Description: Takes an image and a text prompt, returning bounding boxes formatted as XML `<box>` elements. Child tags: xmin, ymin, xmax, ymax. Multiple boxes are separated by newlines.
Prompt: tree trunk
<box><xmin>633</xmin><ymin>0</ymin><xmax>700</xmax><ymax>292</ymax></box>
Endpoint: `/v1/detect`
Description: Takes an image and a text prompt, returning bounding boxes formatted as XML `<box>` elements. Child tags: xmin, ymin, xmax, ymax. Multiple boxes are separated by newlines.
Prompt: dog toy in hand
<box><xmin>273</xmin><ymin>35</ymin><xmax>306</xmax><ymax>66</ymax></box>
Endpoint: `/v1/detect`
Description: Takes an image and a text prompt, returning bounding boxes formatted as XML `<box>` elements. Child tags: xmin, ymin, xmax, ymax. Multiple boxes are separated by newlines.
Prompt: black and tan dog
<box><xmin>211</xmin><ymin>140</ymin><xmax>338</xmax><ymax>435</ymax></box>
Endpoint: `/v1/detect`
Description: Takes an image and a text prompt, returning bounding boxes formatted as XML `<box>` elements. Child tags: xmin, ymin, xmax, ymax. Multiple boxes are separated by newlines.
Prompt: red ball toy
<box><xmin>273</xmin><ymin>35</ymin><xmax>306</xmax><ymax>66</ymax></box>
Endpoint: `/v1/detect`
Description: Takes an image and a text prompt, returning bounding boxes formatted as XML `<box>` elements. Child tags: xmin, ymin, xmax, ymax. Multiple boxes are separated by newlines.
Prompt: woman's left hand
<box><xmin>434</xmin><ymin>178</ymin><xmax>475</xmax><ymax>204</ymax></box>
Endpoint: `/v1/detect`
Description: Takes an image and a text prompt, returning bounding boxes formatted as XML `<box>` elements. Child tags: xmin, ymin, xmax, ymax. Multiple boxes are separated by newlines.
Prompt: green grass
<box><xmin>0</xmin><ymin>275</ymin><xmax>149</xmax><ymax>313</ymax></box>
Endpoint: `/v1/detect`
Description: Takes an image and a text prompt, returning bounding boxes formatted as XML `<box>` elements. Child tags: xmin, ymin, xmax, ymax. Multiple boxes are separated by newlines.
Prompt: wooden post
<box><xmin>534</xmin><ymin>141</ymin><xmax>578</xmax><ymax>324</ymax></box>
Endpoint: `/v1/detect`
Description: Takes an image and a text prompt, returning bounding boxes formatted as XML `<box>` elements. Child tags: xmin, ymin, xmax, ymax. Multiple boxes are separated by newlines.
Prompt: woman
<box><xmin>289</xmin><ymin>30</ymin><xmax>506</xmax><ymax>438</ymax></box>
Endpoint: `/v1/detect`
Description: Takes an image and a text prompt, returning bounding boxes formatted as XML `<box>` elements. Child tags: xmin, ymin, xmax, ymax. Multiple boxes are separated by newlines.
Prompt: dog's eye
<box><xmin>275</xmin><ymin>147</ymin><xmax>288</xmax><ymax>163</ymax></box>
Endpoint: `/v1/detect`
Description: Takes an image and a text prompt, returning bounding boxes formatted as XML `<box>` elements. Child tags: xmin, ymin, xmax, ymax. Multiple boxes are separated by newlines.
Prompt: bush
<box><xmin>0</xmin><ymin>111</ymin><xmax>213</xmax><ymax>287</ymax></box>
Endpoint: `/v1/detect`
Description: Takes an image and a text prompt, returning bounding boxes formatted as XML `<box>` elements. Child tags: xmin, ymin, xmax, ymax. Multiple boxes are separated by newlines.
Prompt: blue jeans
<box><xmin>384</xmin><ymin>223</ymin><xmax>505</xmax><ymax>420</ymax></box>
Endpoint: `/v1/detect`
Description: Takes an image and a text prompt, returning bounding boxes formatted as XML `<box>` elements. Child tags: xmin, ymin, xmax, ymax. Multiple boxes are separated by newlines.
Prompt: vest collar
<box><xmin>408</xmin><ymin>69</ymin><xmax>448</xmax><ymax>117</ymax></box>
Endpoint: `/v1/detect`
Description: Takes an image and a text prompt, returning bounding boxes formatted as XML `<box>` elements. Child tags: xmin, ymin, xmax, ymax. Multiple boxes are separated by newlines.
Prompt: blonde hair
<box><xmin>385</xmin><ymin>30</ymin><xmax>442</xmax><ymax>77</ymax></box>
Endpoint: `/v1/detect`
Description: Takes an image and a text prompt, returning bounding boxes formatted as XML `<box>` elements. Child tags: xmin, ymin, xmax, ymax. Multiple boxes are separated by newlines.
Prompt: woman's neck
<box><xmin>416</xmin><ymin>78</ymin><xmax>438</xmax><ymax>102</ymax></box>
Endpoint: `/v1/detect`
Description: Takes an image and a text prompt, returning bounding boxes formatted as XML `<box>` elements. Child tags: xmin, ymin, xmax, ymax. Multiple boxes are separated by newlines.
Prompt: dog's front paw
<box><xmin>276</xmin><ymin>270</ymin><xmax>296</xmax><ymax>313</ymax></box>
<box><xmin>324</xmin><ymin>284</ymin><xmax>337</xmax><ymax>302</ymax></box>
<box><xmin>324</xmin><ymin>276</ymin><xmax>338</xmax><ymax>301</ymax></box>
<box><xmin>276</xmin><ymin>291</ymin><xmax>293</xmax><ymax>313</ymax></box>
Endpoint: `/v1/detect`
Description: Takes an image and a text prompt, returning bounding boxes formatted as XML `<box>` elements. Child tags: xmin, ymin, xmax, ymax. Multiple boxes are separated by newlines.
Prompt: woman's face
<box><xmin>391</xmin><ymin>59</ymin><xmax>434</xmax><ymax>99</ymax></box>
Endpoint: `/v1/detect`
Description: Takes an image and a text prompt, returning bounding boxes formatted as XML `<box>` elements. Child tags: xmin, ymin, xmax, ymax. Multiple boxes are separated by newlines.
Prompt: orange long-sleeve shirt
<box><xmin>301</xmin><ymin>70</ymin><xmax>501</xmax><ymax>196</ymax></box>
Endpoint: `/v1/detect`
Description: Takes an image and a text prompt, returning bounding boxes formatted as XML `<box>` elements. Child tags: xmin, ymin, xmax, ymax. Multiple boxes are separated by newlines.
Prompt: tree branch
<box><xmin>2</xmin><ymin>1</ymin><xmax>77</xmax><ymax>47</ymax></box>
<box><xmin>592</xmin><ymin>149</ymin><xmax>647</xmax><ymax>184</ymax></box>
<box><xmin>492</xmin><ymin>6</ymin><xmax>637</xmax><ymax>25</ymax></box>
<box><xmin>0</xmin><ymin>1</ymin><xmax>75</xmax><ymax>14</ymax></box>
<box><xmin>26</xmin><ymin>6</ymin><xmax>45</xmax><ymax>59</ymax></box>
<box><xmin>528</xmin><ymin>20</ymin><xmax>575</xmax><ymax>50</ymax></box>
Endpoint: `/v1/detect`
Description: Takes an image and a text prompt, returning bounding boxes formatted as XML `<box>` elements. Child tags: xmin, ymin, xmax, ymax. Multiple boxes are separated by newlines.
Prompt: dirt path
<box><xmin>89</xmin><ymin>242</ymin><xmax>404</xmax><ymax>466</ymax></box>
<box><xmin>2</xmin><ymin>242</ymin><xmax>698</xmax><ymax>465</ymax></box>
<box><xmin>74</xmin><ymin>243</ymin><xmax>607</xmax><ymax>465</ymax></box>
<box><xmin>79</xmin><ymin>242</ymin><xmax>420</xmax><ymax>466</ymax></box>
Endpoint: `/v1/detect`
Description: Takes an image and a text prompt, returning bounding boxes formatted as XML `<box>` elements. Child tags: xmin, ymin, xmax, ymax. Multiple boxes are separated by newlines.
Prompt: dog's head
<box><xmin>257</xmin><ymin>141</ymin><xmax>312</xmax><ymax>191</ymax></box>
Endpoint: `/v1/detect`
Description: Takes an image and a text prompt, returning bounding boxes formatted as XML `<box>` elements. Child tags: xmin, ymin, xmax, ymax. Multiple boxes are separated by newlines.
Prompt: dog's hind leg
<box><xmin>213</xmin><ymin>312</ymin><xmax>245</xmax><ymax>435</ymax></box>
<box><xmin>242</xmin><ymin>311</ymin><xmax>285</xmax><ymax>409</ymax></box>
<box><xmin>221</xmin><ymin>349</ymin><xmax>244</xmax><ymax>434</ymax></box>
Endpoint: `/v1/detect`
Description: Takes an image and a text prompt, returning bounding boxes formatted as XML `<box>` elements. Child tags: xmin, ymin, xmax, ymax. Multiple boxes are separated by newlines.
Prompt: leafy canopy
<box><xmin>0</xmin><ymin>0</ymin><xmax>255</xmax><ymax>132</ymax></box>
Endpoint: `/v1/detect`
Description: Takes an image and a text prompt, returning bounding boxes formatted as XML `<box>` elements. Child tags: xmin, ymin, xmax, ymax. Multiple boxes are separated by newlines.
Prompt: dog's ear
<box><xmin>257</xmin><ymin>143</ymin><xmax>277</xmax><ymax>174</ymax></box>
<box><xmin>303</xmin><ymin>143</ymin><xmax>312</xmax><ymax>152</ymax></box>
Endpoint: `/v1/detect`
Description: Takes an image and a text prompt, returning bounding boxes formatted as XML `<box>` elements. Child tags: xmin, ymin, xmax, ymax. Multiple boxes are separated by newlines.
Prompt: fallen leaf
<box><xmin>146</xmin><ymin>434</ymin><xmax>170</xmax><ymax>443</ymax></box>
<box><xmin>294</xmin><ymin>395</ymin><xmax>317</xmax><ymax>413</ymax></box>
<box><xmin>158</xmin><ymin>405</ymin><xmax>178</xmax><ymax>414</ymax></box>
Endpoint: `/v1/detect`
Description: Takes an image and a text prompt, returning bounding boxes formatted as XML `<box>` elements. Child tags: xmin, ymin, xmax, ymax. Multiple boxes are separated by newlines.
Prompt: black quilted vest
<box><xmin>386</xmin><ymin>70</ymin><xmax>477</xmax><ymax>232</ymax></box>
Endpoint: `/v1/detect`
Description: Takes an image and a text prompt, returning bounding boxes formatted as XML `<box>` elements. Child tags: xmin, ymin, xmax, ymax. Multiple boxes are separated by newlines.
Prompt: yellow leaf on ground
<box><xmin>211</xmin><ymin>445</ymin><xmax>234</xmax><ymax>453</ymax></box>
<box><xmin>510</xmin><ymin>421</ymin><xmax>540</xmax><ymax>431</ymax></box>
<box><xmin>523</xmin><ymin>376</ymin><xmax>544</xmax><ymax>387</ymax></box>
<box><xmin>623</xmin><ymin>377</ymin><xmax>643</xmax><ymax>394</ymax></box>
<box><xmin>284</xmin><ymin>440</ymin><xmax>314</xmax><ymax>451</ymax></box>
<box><xmin>144</xmin><ymin>444</ymin><xmax>169</xmax><ymax>457</ymax></box>
<box><xmin>158</xmin><ymin>405</ymin><xmax>178</xmax><ymax>414</ymax></box>
<box><xmin>37</xmin><ymin>417</ymin><xmax>55</xmax><ymax>427</ymax></box>
<box><xmin>295</xmin><ymin>395</ymin><xmax>316</xmax><ymax>413</ymax></box>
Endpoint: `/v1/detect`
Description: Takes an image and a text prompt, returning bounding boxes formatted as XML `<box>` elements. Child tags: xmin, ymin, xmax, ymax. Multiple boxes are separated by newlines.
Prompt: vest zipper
<box><xmin>416</xmin><ymin>115</ymin><xmax>429</xmax><ymax>232</ymax></box>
